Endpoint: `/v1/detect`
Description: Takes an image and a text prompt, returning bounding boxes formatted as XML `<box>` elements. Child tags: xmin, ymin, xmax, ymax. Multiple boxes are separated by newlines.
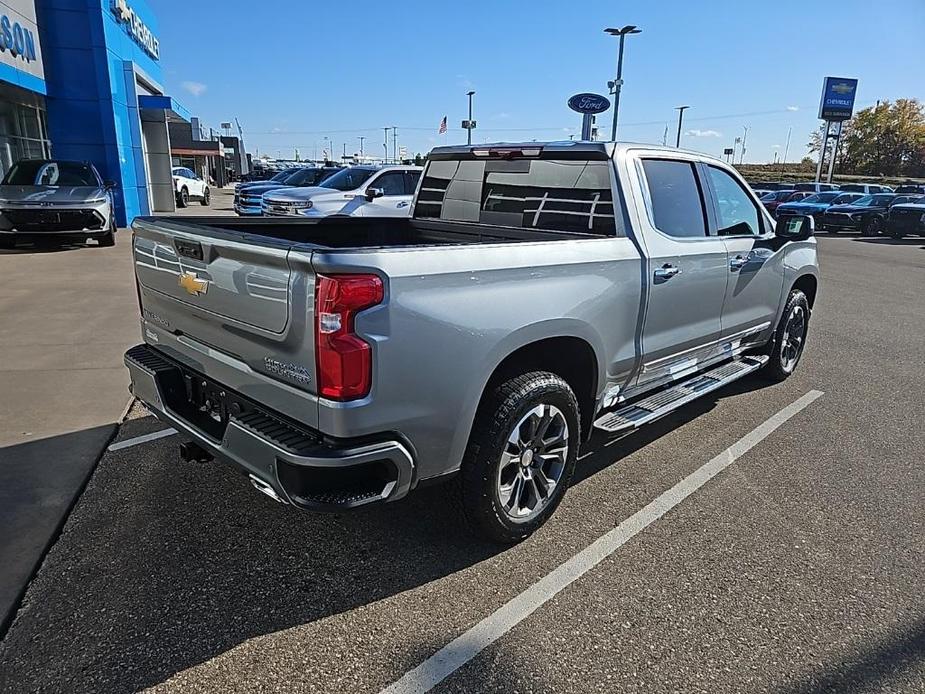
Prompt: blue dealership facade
<box><xmin>0</xmin><ymin>0</ymin><xmax>191</xmax><ymax>225</ymax></box>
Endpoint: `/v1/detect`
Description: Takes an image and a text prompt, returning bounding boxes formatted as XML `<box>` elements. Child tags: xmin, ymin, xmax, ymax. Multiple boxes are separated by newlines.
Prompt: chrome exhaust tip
<box><xmin>249</xmin><ymin>474</ymin><xmax>286</xmax><ymax>504</ymax></box>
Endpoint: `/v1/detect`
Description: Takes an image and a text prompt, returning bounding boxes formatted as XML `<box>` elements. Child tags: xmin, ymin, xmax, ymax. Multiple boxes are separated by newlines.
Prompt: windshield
<box><xmin>2</xmin><ymin>160</ymin><xmax>99</xmax><ymax>187</ymax></box>
<box><xmin>832</xmin><ymin>194</ymin><xmax>860</xmax><ymax>204</ymax></box>
<box><xmin>802</xmin><ymin>192</ymin><xmax>841</xmax><ymax>204</ymax></box>
<box><xmin>320</xmin><ymin>167</ymin><xmax>376</xmax><ymax>191</ymax></box>
<box><xmin>271</xmin><ymin>169</ymin><xmax>297</xmax><ymax>182</ymax></box>
<box><xmin>285</xmin><ymin>168</ymin><xmax>337</xmax><ymax>186</ymax></box>
<box><xmin>850</xmin><ymin>195</ymin><xmax>874</xmax><ymax>206</ymax></box>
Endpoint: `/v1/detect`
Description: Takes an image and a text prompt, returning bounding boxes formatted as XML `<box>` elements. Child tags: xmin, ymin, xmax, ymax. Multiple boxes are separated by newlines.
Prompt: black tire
<box><xmin>888</xmin><ymin>226</ymin><xmax>905</xmax><ymax>240</ymax></box>
<box><xmin>0</xmin><ymin>236</ymin><xmax>13</xmax><ymax>249</ymax></box>
<box><xmin>861</xmin><ymin>217</ymin><xmax>882</xmax><ymax>237</ymax></box>
<box><xmin>177</xmin><ymin>187</ymin><xmax>189</xmax><ymax>208</ymax></box>
<box><xmin>200</xmin><ymin>187</ymin><xmax>211</xmax><ymax>206</ymax></box>
<box><xmin>760</xmin><ymin>288</ymin><xmax>810</xmax><ymax>383</ymax></box>
<box><xmin>98</xmin><ymin>230</ymin><xmax>115</xmax><ymax>247</ymax></box>
<box><xmin>454</xmin><ymin>371</ymin><xmax>580</xmax><ymax>544</ymax></box>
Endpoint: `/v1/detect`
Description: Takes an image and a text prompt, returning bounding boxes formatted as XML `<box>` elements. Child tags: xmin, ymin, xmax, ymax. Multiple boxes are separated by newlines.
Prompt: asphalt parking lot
<box><xmin>0</xmin><ymin>234</ymin><xmax>923</xmax><ymax>693</ymax></box>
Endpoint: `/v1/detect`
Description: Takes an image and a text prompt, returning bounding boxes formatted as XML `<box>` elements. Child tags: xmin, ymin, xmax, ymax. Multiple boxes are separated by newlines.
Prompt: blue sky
<box><xmin>152</xmin><ymin>0</ymin><xmax>925</xmax><ymax>164</ymax></box>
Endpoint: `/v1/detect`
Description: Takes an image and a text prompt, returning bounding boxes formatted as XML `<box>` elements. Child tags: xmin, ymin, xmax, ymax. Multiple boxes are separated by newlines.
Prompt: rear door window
<box><xmin>415</xmin><ymin>158</ymin><xmax>618</xmax><ymax>235</ymax></box>
<box><xmin>640</xmin><ymin>159</ymin><xmax>707</xmax><ymax>238</ymax></box>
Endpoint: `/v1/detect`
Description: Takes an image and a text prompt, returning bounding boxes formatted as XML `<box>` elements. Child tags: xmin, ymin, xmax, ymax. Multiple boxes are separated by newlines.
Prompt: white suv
<box><xmin>171</xmin><ymin>166</ymin><xmax>210</xmax><ymax>208</ymax></box>
<box><xmin>261</xmin><ymin>165</ymin><xmax>422</xmax><ymax>217</ymax></box>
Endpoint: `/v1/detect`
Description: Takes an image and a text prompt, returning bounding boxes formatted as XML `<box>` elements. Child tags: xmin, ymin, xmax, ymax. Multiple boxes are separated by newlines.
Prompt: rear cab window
<box><xmin>638</xmin><ymin>159</ymin><xmax>707</xmax><ymax>238</ymax></box>
<box><xmin>415</xmin><ymin>156</ymin><xmax>620</xmax><ymax>235</ymax></box>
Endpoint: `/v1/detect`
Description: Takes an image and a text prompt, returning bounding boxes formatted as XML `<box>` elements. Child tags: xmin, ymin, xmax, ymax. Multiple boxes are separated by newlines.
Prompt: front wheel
<box><xmin>861</xmin><ymin>217</ymin><xmax>882</xmax><ymax>237</ymax></box>
<box><xmin>177</xmin><ymin>187</ymin><xmax>189</xmax><ymax>208</ymax></box>
<box><xmin>200</xmin><ymin>187</ymin><xmax>211</xmax><ymax>206</ymax></box>
<box><xmin>761</xmin><ymin>289</ymin><xmax>810</xmax><ymax>383</ymax></box>
<box><xmin>455</xmin><ymin>371</ymin><xmax>580</xmax><ymax>544</ymax></box>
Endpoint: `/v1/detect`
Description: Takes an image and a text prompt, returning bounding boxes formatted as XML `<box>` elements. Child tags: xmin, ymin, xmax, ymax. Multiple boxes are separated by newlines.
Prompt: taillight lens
<box><xmin>315</xmin><ymin>273</ymin><xmax>383</xmax><ymax>400</ymax></box>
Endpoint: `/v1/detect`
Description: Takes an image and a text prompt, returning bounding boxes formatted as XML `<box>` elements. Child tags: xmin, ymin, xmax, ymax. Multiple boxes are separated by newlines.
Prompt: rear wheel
<box><xmin>200</xmin><ymin>187</ymin><xmax>211</xmax><ymax>206</ymax></box>
<box><xmin>761</xmin><ymin>289</ymin><xmax>810</xmax><ymax>383</ymax></box>
<box><xmin>454</xmin><ymin>371</ymin><xmax>580</xmax><ymax>544</ymax></box>
<box><xmin>889</xmin><ymin>226</ymin><xmax>906</xmax><ymax>239</ymax></box>
<box><xmin>177</xmin><ymin>187</ymin><xmax>189</xmax><ymax>208</ymax></box>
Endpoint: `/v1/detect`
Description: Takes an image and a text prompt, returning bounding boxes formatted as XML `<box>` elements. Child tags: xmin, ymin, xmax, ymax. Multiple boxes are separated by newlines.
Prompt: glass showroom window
<box><xmin>0</xmin><ymin>100</ymin><xmax>52</xmax><ymax>179</ymax></box>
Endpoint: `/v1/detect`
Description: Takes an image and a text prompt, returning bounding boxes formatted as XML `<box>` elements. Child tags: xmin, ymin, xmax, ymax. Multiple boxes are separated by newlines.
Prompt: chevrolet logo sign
<box><xmin>178</xmin><ymin>271</ymin><xmax>209</xmax><ymax>296</ymax></box>
<box><xmin>831</xmin><ymin>82</ymin><xmax>854</xmax><ymax>95</ymax></box>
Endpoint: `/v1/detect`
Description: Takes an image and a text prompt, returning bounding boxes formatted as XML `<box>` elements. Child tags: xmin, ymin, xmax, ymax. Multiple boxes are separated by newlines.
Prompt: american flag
<box><xmin>438</xmin><ymin>116</ymin><xmax>447</xmax><ymax>135</ymax></box>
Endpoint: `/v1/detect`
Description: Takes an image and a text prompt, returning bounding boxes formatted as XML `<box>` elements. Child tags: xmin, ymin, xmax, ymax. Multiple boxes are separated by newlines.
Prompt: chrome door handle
<box><xmin>654</xmin><ymin>264</ymin><xmax>681</xmax><ymax>280</ymax></box>
<box><xmin>729</xmin><ymin>255</ymin><xmax>748</xmax><ymax>271</ymax></box>
<box><xmin>397</xmin><ymin>201</ymin><xmax>410</xmax><ymax>208</ymax></box>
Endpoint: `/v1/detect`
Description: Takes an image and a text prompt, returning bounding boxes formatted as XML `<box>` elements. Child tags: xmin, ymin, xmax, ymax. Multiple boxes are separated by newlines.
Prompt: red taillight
<box><xmin>315</xmin><ymin>273</ymin><xmax>383</xmax><ymax>400</ymax></box>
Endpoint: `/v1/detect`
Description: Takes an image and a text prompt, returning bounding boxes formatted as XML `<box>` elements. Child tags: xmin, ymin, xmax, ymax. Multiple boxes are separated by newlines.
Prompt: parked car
<box><xmin>760</xmin><ymin>190</ymin><xmax>810</xmax><ymax>217</ymax></box>
<box><xmin>752</xmin><ymin>188</ymin><xmax>776</xmax><ymax>200</ymax></box>
<box><xmin>0</xmin><ymin>159</ymin><xmax>117</xmax><ymax>248</ymax></box>
<box><xmin>886</xmin><ymin>197</ymin><xmax>925</xmax><ymax>238</ymax></box>
<box><xmin>838</xmin><ymin>183</ymin><xmax>893</xmax><ymax>194</ymax></box>
<box><xmin>234</xmin><ymin>166</ymin><xmax>342</xmax><ymax>216</ymax></box>
<box><xmin>793</xmin><ymin>182</ymin><xmax>841</xmax><ymax>193</ymax></box>
<box><xmin>125</xmin><ymin>141</ymin><xmax>818</xmax><ymax>542</ymax></box>
<box><xmin>172</xmin><ymin>166</ymin><xmax>210</xmax><ymax>208</ymax></box>
<box><xmin>821</xmin><ymin>193</ymin><xmax>903</xmax><ymax>235</ymax></box>
<box><xmin>776</xmin><ymin>192</ymin><xmax>864</xmax><ymax>227</ymax></box>
<box><xmin>894</xmin><ymin>183</ymin><xmax>925</xmax><ymax>194</ymax></box>
<box><xmin>261</xmin><ymin>165</ymin><xmax>422</xmax><ymax>218</ymax></box>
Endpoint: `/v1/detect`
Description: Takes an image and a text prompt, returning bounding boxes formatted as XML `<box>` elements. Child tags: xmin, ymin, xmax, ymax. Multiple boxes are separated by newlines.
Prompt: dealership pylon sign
<box><xmin>815</xmin><ymin>76</ymin><xmax>858</xmax><ymax>184</ymax></box>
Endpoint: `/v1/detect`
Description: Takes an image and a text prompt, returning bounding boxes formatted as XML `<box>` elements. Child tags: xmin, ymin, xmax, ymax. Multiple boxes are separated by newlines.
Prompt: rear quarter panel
<box><xmin>311</xmin><ymin>236</ymin><xmax>643</xmax><ymax>481</ymax></box>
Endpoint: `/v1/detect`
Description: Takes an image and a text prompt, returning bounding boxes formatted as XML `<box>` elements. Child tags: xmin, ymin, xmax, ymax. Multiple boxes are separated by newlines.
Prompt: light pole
<box><xmin>323</xmin><ymin>136</ymin><xmax>330</xmax><ymax>162</ymax></box>
<box><xmin>466</xmin><ymin>90</ymin><xmax>475</xmax><ymax>145</ymax></box>
<box><xmin>674</xmin><ymin>105</ymin><xmax>690</xmax><ymax>148</ymax></box>
<box><xmin>358</xmin><ymin>136</ymin><xmax>365</xmax><ymax>159</ymax></box>
<box><xmin>604</xmin><ymin>25</ymin><xmax>641</xmax><ymax>142</ymax></box>
<box><xmin>383</xmin><ymin>127</ymin><xmax>389</xmax><ymax>163</ymax></box>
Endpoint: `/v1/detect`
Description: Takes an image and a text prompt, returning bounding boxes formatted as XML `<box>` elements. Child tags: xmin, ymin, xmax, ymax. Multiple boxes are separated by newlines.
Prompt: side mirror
<box><xmin>103</xmin><ymin>179</ymin><xmax>117</xmax><ymax>190</ymax></box>
<box><xmin>365</xmin><ymin>187</ymin><xmax>384</xmax><ymax>201</ymax></box>
<box><xmin>775</xmin><ymin>214</ymin><xmax>814</xmax><ymax>241</ymax></box>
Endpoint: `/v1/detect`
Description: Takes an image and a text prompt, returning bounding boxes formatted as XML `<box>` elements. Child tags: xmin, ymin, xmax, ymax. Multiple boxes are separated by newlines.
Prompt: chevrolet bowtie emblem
<box><xmin>178</xmin><ymin>271</ymin><xmax>209</xmax><ymax>296</ymax></box>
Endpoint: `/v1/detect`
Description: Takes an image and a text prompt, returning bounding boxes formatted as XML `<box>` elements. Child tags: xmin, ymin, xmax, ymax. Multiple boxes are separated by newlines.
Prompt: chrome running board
<box><xmin>593</xmin><ymin>355</ymin><xmax>769</xmax><ymax>434</ymax></box>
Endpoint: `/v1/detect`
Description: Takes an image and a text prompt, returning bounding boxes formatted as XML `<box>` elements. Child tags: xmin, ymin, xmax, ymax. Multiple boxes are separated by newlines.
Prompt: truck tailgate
<box><xmin>133</xmin><ymin>221</ymin><xmax>291</xmax><ymax>333</ymax></box>
<box><xmin>131</xmin><ymin>218</ymin><xmax>320</xmax><ymax>421</ymax></box>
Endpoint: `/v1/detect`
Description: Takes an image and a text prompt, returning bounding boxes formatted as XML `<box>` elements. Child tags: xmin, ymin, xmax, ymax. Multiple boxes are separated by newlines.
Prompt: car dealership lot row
<box><xmin>0</xmin><ymin>235</ymin><xmax>923</xmax><ymax>693</ymax></box>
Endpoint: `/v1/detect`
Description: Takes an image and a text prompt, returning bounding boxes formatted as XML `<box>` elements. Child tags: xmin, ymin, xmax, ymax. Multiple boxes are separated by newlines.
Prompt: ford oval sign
<box><xmin>568</xmin><ymin>93</ymin><xmax>610</xmax><ymax>115</ymax></box>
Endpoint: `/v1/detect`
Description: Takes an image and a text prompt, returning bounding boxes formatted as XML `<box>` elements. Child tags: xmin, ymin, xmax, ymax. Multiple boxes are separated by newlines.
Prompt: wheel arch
<box><xmin>791</xmin><ymin>273</ymin><xmax>818</xmax><ymax>308</ymax></box>
<box><xmin>477</xmin><ymin>335</ymin><xmax>600</xmax><ymax>441</ymax></box>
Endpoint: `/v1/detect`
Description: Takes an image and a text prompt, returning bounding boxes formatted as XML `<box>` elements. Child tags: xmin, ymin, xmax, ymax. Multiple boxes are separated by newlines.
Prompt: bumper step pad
<box><xmin>594</xmin><ymin>355</ymin><xmax>769</xmax><ymax>434</ymax></box>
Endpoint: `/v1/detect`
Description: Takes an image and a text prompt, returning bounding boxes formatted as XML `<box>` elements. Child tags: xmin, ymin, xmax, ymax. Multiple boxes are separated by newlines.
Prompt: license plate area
<box><xmin>183</xmin><ymin>373</ymin><xmax>230</xmax><ymax>439</ymax></box>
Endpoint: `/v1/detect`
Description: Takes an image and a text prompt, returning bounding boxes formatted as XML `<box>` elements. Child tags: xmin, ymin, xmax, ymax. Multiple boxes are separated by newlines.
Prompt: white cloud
<box><xmin>685</xmin><ymin>129</ymin><xmax>722</xmax><ymax>138</ymax></box>
<box><xmin>786</xmin><ymin>105</ymin><xmax>799</xmax><ymax>112</ymax></box>
<box><xmin>181</xmin><ymin>81</ymin><xmax>207</xmax><ymax>97</ymax></box>
<box><xmin>772</xmin><ymin>144</ymin><xmax>781</xmax><ymax>149</ymax></box>
<box><xmin>491</xmin><ymin>112</ymin><xmax>512</xmax><ymax>120</ymax></box>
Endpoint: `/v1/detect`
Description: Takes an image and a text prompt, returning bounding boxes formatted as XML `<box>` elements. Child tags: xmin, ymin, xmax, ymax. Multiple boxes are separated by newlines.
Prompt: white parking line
<box><xmin>107</xmin><ymin>428</ymin><xmax>177</xmax><ymax>452</ymax></box>
<box><xmin>380</xmin><ymin>390</ymin><xmax>825</xmax><ymax>694</ymax></box>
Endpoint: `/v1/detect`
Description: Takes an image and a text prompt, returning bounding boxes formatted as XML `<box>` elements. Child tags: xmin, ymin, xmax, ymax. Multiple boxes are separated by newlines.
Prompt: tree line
<box><xmin>808</xmin><ymin>99</ymin><xmax>925</xmax><ymax>178</ymax></box>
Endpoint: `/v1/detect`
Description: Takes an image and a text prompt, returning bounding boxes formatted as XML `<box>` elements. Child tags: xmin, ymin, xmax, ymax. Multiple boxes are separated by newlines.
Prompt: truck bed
<box><xmin>134</xmin><ymin>215</ymin><xmax>592</xmax><ymax>250</ymax></box>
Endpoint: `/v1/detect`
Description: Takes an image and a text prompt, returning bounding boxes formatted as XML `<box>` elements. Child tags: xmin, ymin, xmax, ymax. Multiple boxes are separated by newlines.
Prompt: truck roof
<box><xmin>428</xmin><ymin>140</ymin><xmax>727</xmax><ymax>165</ymax></box>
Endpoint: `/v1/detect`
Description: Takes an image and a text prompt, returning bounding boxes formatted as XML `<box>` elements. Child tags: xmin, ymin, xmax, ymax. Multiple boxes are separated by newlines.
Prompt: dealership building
<box><xmin>0</xmin><ymin>0</ymin><xmax>216</xmax><ymax>225</ymax></box>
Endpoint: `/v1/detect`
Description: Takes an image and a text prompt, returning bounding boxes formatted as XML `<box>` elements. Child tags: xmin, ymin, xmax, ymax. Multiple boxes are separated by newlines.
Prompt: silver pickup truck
<box><xmin>125</xmin><ymin>142</ymin><xmax>819</xmax><ymax>543</ymax></box>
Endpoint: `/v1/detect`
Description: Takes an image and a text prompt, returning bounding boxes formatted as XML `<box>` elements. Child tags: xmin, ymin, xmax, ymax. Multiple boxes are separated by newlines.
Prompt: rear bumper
<box><xmin>124</xmin><ymin>343</ymin><xmax>415</xmax><ymax>511</ymax></box>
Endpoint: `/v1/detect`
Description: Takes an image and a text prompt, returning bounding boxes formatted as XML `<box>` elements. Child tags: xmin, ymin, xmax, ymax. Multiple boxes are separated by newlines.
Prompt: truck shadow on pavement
<box><xmin>0</xmin><ymin>376</ymin><xmax>778</xmax><ymax>694</ymax></box>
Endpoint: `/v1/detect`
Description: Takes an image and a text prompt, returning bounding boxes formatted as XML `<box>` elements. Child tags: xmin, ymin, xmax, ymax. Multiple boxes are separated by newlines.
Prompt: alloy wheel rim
<box><xmin>780</xmin><ymin>304</ymin><xmax>806</xmax><ymax>372</ymax></box>
<box><xmin>496</xmin><ymin>404</ymin><xmax>569</xmax><ymax>522</ymax></box>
